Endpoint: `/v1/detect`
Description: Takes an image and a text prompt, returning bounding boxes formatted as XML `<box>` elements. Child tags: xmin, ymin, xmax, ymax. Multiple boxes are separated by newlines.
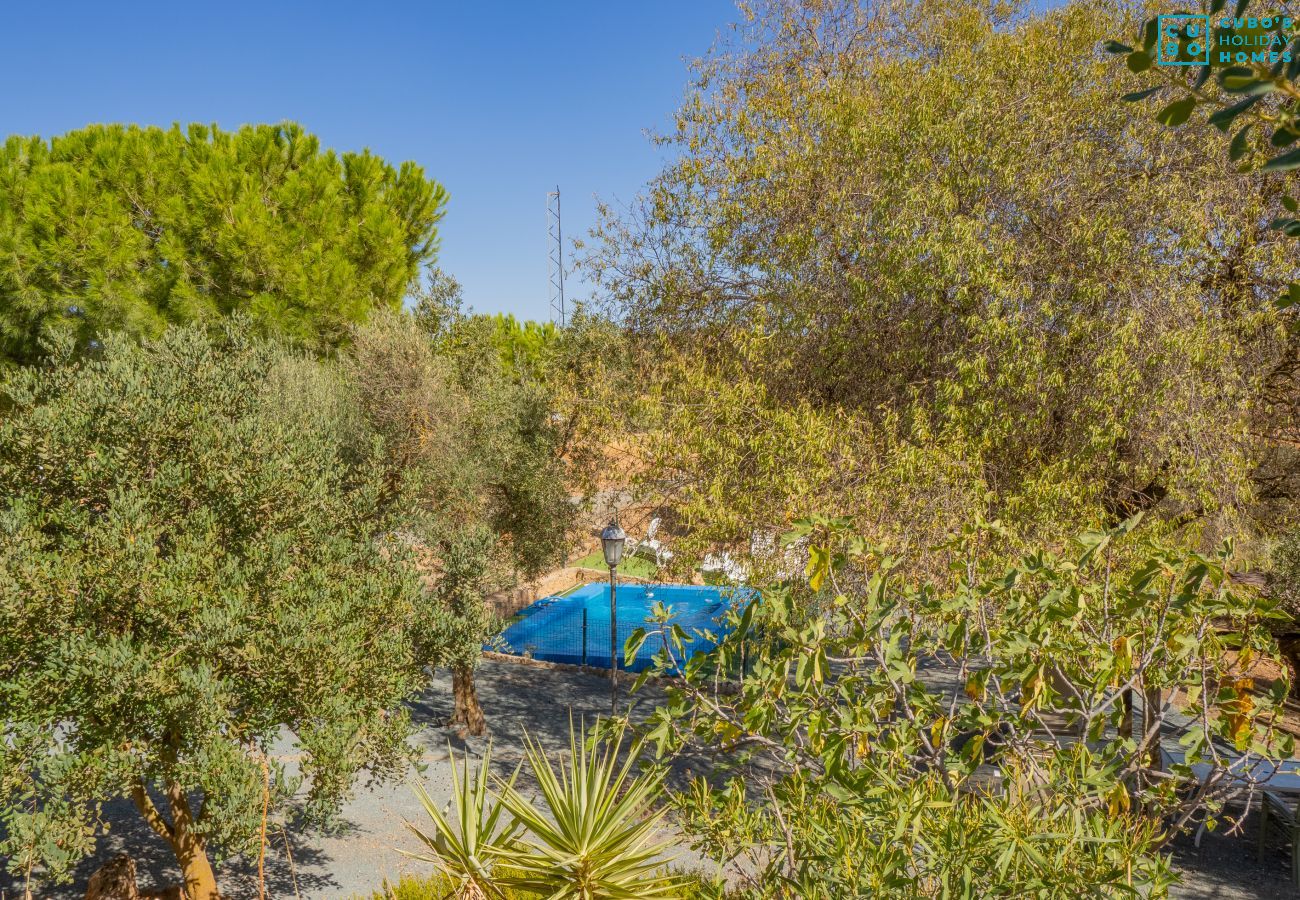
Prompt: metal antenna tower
<box><xmin>547</xmin><ymin>187</ymin><xmax>565</xmax><ymax>326</ymax></box>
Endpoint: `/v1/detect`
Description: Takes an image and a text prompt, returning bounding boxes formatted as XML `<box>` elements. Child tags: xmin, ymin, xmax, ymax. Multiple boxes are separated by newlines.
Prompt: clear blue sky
<box><xmin>2</xmin><ymin>1</ymin><xmax>1071</xmax><ymax>323</ymax></box>
<box><xmin>0</xmin><ymin>0</ymin><xmax>738</xmax><ymax>322</ymax></box>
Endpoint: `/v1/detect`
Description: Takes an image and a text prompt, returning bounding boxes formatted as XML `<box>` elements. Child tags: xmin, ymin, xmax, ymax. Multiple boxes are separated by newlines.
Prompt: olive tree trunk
<box><xmin>131</xmin><ymin>779</ymin><xmax>222</xmax><ymax>899</ymax></box>
<box><xmin>450</xmin><ymin>665</ymin><xmax>487</xmax><ymax>736</ymax></box>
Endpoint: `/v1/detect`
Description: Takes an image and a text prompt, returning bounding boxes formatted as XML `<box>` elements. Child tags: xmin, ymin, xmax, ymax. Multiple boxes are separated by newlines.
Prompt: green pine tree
<box><xmin>0</xmin><ymin>122</ymin><xmax>448</xmax><ymax>366</ymax></box>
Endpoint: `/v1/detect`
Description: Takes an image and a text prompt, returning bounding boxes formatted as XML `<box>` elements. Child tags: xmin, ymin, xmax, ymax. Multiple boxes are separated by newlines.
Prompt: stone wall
<box><xmin>484</xmin><ymin>565</ymin><xmax>659</xmax><ymax>618</ymax></box>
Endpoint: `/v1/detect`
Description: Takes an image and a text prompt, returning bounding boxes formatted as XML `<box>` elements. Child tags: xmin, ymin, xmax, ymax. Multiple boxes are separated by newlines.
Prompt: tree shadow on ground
<box><xmin>1169</xmin><ymin>809</ymin><xmax>1300</xmax><ymax>900</ymax></box>
<box><xmin>0</xmin><ymin>792</ymin><xmax>340</xmax><ymax>900</ymax></box>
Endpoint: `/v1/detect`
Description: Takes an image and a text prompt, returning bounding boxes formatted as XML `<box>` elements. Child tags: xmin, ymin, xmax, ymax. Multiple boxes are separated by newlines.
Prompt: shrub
<box><xmin>629</xmin><ymin>515</ymin><xmax>1292</xmax><ymax>897</ymax></box>
<box><xmin>404</xmin><ymin>719</ymin><xmax>690</xmax><ymax>900</ymax></box>
<box><xmin>368</xmin><ymin>873</ymin><xmax>541</xmax><ymax>900</ymax></box>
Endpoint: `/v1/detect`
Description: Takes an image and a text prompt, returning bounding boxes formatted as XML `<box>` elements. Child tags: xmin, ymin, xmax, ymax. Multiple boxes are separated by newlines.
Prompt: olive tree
<box><xmin>0</xmin><ymin>325</ymin><xmax>449</xmax><ymax>896</ymax></box>
<box><xmin>343</xmin><ymin>307</ymin><xmax>576</xmax><ymax>736</ymax></box>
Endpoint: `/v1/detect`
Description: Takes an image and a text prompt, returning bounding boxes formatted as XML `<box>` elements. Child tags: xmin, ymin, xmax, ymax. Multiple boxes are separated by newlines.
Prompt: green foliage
<box><xmin>629</xmin><ymin>337</ymin><xmax>868</xmax><ymax>574</ymax></box>
<box><xmin>0</xmin><ymin>122</ymin><xmax>448</xmax><ymax>365</ymax></box>
<box><xmin>1104</xmin><ymin>1</ymin><xmax>1300</xmax><ymax>532</ymax></box>
<box><xmin>479</xmin><ymin>314</ymin><xmax>560</xmax><ymax>381</ymax></box>
<box><xmin>497</xmin><ymin>721</ymin><xmax>687</xmax><ymax>900</ymax></box>
<box><xmin>342</xmin><ymin>307</ymin><xmax>578</xmax><ymax>736</ymax></box>
<box><xmin>0</xmin><ymin>323</ymin><xmax>446</xmax><ymax>890</ymax></box>
<box><xmin>345</xmin><ymin>307</ymin><xmax>575</xmax><ymax>588</ymax></box>
<box><xmin>1274</xmin><ymin>526</ymin><xmax>1300</xmax><ymax>617</ymax></box>
<box><xmin>0</xmin><ymin>301</ymin><xmax>585</xmax><ymax>888</ymax></box>
<box><xmin>1107</xmin><ymin>6</ymin><xmax>1300</xmax><ymax>266</ymax></box>
<box><xmin>365</xmin><ymin>871</ymin><xmax>727</xmax><ymax>900</ymax></box>
<box><xmin>406</xmin><ymin>744</ymin><xmax>520</xmax><ymax>899</ymax></box>
<box><xmin>573</xmin><ymin>549</ymin><xmax>659</xmax><ymax>580</ymax></box>
<box><xmin>404</xmin><ymin>719</ymin><xmax>689</xmax><ymax>900</ymax></box>
<box><xmin>371</xmin><ymin>873</ymin><xmax>543</xmax><ymax>900</ymax></box>
<box><xmin>367</xmin><ymin>873</ymin><xmax>542</xmax><ymax>900</ymax></box>
<box><xmin>583</xmin><ymin>0</ymin><xmax>1299</xmax><ymax>561</ymax></box>
<box><xmin>407</xmin><ymin>278</ymin><xmax>620</xmax><ymax>578</ymax></box>
<box><xmin>633</xmin><ymin>517</ymin><xmax>1291</xmax><ymax>897</ymax></box>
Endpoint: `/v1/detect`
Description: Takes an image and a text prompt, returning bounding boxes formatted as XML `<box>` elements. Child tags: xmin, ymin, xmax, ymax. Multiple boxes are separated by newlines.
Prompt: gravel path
<box><xmin>6</xmin><ymin>658</ymin><xmax>1300</xmax><ymax>898</ymax></box>
<box><xmin>3</xmin><ymin>660</ymin><xmax>702</xmax><ymax>899</ymax></box>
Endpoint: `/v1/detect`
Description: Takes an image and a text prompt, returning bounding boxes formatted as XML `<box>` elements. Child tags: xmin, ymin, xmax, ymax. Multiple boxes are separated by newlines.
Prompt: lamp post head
<box><xmin>601</xmin><ymin>520</ymin><xmax>626</xmax><ymax>569</ymax></box>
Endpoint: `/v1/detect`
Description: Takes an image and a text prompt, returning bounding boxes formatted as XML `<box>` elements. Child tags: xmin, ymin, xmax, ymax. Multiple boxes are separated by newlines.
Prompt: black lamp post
<box><xmin>601</xmin><ymin>519</ymin><xmax>626</xmax><ymax>708</ymax></box>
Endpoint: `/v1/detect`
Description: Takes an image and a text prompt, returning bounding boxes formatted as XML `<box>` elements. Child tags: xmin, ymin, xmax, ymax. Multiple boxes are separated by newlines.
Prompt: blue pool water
<box><xmin>495</xmin><ymin>582</ymin><xmax>752</xmax><ymax>672</ymax></box>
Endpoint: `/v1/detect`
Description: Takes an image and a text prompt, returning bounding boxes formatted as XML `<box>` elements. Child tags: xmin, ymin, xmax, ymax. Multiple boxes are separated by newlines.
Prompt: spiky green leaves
<box><xmin>404</xmin><ymin>744</ymin><xmax>521</xmax><ymax>900</ymax></box>
<box><xmin>495</xmin><ymin>721</ymin><xmax>686</xmax><ymax>900</ymax></box>
<box><xmin>404</xmin><ymin>720</ymin><xmax>687</xmax><ymax>900</ymax></box>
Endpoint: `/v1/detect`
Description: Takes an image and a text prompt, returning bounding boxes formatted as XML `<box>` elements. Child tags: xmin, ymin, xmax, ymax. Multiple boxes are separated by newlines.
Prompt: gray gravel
<box><xmin>6</xmin><ymin>658</ymin><xmax>1300</xmax><ymax>898</ymax></box>
<box><xmin>1170</xmin><ymin>814</ymin><xmax>1300</xmax><ymax>899</ymax></box>
<box><xmin>3</xmin><ymin>660</ymin><xmax>709</xmax><ymax>899</ymax></box>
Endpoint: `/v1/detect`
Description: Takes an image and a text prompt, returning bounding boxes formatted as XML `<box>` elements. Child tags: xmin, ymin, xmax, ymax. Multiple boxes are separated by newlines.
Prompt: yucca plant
<box><xmin>495</xmin><ymin>719</ymin><xmax>687</xmax><ymax>900</ymax></box>
<box><xmin>404</xmin><ymin>743</ymin><xmax>521</xmax><ymax>900</ymax></box>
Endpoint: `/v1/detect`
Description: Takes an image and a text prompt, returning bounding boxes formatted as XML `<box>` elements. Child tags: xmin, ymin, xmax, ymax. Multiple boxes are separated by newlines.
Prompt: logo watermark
<box><xmin>1156</xmin><ymin>15</ymin><xmax>1293</xmax><ymax>66</ymax></box>
<box><xmin>1157</xmin><ymin>15</ymin><xmax>1210</xmax><ymax>65</ymax></box>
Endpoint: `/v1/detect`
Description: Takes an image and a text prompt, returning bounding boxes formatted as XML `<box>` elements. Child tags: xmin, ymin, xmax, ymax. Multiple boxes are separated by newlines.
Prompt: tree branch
<box><xmin>130</xmin><ymin>779</ymin><xmax>176</xmax><ymax>845</ymax></box>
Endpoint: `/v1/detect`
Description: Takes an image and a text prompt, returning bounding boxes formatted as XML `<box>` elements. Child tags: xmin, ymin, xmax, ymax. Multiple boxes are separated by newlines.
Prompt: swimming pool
<box><xmin>494</xmin><ymin>582</ymin><xmax>752</xmax><ymax>673</ymax></box>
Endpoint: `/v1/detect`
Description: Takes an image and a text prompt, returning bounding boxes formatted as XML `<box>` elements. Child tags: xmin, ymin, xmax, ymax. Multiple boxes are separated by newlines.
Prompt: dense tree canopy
<box><xmin>637</xmin><ymin>516</ymin><xmax>1291</xmax><ymax>897</ymax></box>
<box><xmin>0</xmin><ymin>301</ymin><xmax>589</xmax><ymax>892</ymax></box>
<box><xmin>0</xmin><ymin>325</ymin><xmax>444</xmax><ymax>895</ymax></box>
<box><xmin>0</xmin><ymin>122</ymin><xmax>448</xmax><ymax>365</ymax></box>
<box><xmin>584</xmin><ymin>0</ymin><xmax>1299</xmax><ymax>567</ymax></box>
<box><xmin>1099</xmin><ymin>0</ymin><xmax>1300</xmax><ymax>605</ymax></box>
<box><xmin>342</xmin><ymin>307</ymin><xmax>578</xmax><ymax>734</ymax></box>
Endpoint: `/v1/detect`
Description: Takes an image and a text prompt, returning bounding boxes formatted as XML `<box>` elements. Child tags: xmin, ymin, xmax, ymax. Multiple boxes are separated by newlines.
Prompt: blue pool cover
<box><xmin>494</xmin><ymin>582</ymin><xmax>754</xmax><ymax>673</ymax></box>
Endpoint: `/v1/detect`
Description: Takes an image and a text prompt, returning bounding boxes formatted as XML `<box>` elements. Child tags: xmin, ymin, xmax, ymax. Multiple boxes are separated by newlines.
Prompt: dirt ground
<box><xmin>0</xmin><ymin>661</ymin><xmax>707</xmax><ymax>899</ymax></box>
